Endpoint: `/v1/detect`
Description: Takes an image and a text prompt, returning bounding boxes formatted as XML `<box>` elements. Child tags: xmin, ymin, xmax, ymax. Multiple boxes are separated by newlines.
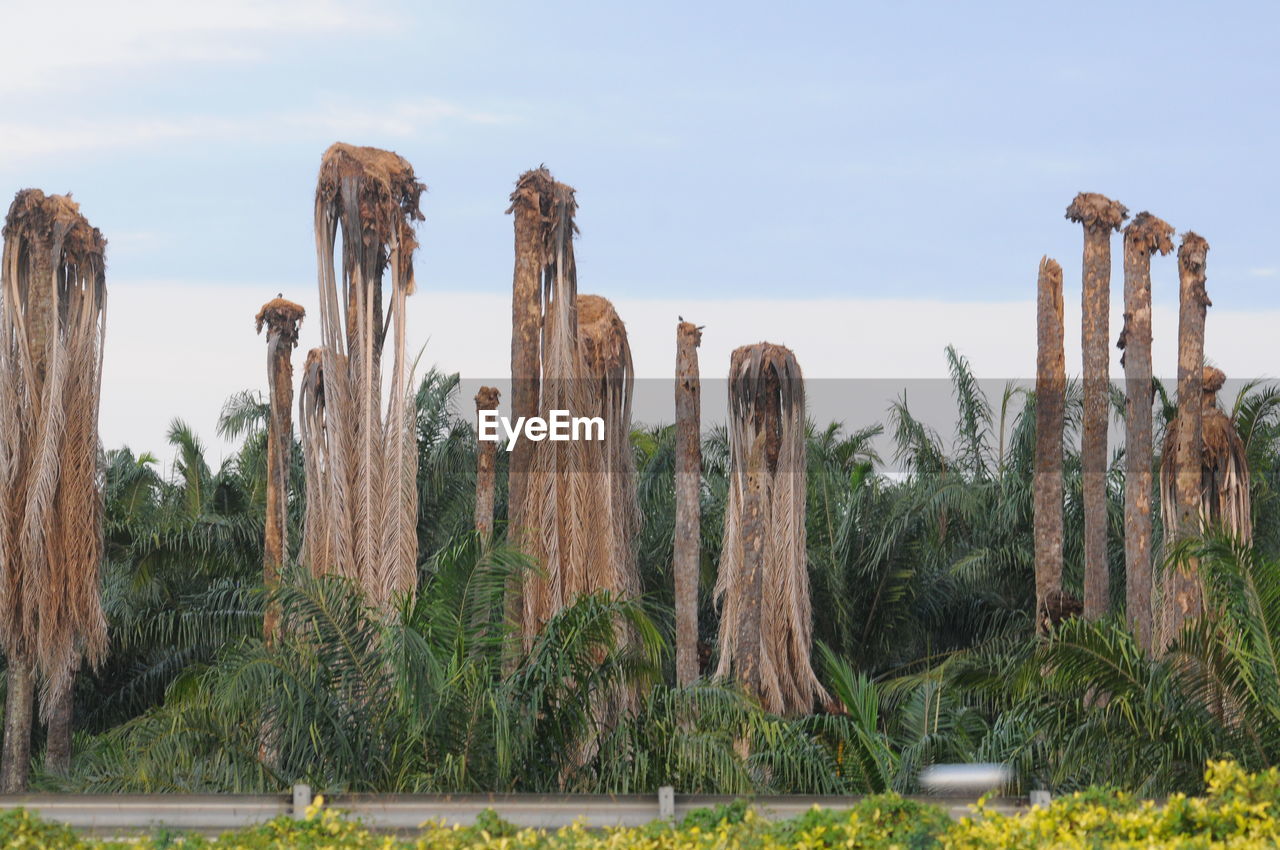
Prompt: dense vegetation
<box><xmin>6</xmin><ymin>762</ymin><xmax>1280</xmax><ymax>848</ymax></box>
<box><xmin>30</xmin><ymin>349</ymin><xmax>1280</xmax><ymax>796</ymax></box>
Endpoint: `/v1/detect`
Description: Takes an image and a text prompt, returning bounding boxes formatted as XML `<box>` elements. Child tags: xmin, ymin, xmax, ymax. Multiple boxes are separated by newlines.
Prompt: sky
<box><xmin>1</xmin><ymin>0</ymin><xmax>1277</xmax><ymax>461</ymax></box>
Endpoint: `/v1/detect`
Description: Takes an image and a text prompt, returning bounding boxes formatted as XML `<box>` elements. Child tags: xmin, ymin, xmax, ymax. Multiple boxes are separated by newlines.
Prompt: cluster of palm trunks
<box><xmin>0</xmin><ymin>146</ymin><xmax>826</xmax><ymax>791</ymax></box>
<box><xmin>1035</xmin><ymin>193</ymin><xmax>1249</xmax><ymax>652</ymax></box>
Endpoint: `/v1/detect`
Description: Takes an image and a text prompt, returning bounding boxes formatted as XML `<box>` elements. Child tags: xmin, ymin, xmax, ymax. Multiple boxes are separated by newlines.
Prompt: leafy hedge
<box><xmin>4</xmin><ymin>762</ymin><xmax>1280</xmax><ymax>849</ymax></box>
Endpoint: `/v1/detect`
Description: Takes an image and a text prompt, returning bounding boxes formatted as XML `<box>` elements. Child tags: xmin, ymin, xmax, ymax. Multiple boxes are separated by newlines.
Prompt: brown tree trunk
<box><xmin>1066</xmin><ymin>193</ymin><xmax>1128</xmax><ymax>620</ymax></box>
<box><xmin>44</xmin><ymin>686</ymin><xmax>71</xmax><ymax>777</ymax></box>
<box><xmin>257</xmin><ymin>299</ymin><xmax>304</xmax><ymax>645</ymax></box>
<box><xmin>1</xmin><ymin>661</ymin><xmax>33</xmax><ymax>792</ymax></box>
<box><xmin>505</xmin><ymin>170</ymin><xmax>551</xmax><ymax>643</ymax></box>
<box><xmin>674</xmin><ymin>321</ymin><xmax>703</xmax><ymax>685</ymax></box>
<box><xmin>1164</xmin><ymin>233</ymin><xmax>1211</xmax><ymax>648</ymax></box>
<box><xmin>474</xmin><ymin>387</ymin><xmax>500</xmax><ymax>544</ymax></box>
<box><xmin>1033</xmin><ymin>257</ymin><xmax>1065</xmax><ymax>635</ymax></box>
<box><xmin>1119</xmin><ymin>214</ymin><xmax>1173</xmax><ymax>652</ymax></box>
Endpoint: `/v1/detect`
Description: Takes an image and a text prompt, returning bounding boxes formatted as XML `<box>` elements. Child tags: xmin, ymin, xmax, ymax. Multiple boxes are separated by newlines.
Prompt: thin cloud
<box><xmin>1248</xmin><ymin>267</ymin><xmax>1278</xmax><ymax>278</ymax></box>
<box><xmin>0</xmin><ymin>99</ymin><xmax>514</xmax><ymax>161</ymax></box>
<box><xmin>0</xmin><ymin>0</ymin><xmax>391</xmax><ymax>97</ymax></box>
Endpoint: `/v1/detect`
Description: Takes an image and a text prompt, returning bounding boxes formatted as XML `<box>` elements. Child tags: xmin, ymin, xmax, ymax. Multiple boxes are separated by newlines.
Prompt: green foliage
<box><xmin>15</xmin><ymin>763</ymin><xmax>1280</xmax><ymax>847</ymax></box>
<box><xmin>54</xmin><ymin>354</ymin><xmax>1280</xmax><ymax>800</ymax></box>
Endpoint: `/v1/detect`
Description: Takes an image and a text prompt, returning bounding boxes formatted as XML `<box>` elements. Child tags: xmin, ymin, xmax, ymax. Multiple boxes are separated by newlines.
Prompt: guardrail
<box><xmin>0</xmin><ymin>788</ymin><xmax>1029</xmax><ymax>835</ymax></box>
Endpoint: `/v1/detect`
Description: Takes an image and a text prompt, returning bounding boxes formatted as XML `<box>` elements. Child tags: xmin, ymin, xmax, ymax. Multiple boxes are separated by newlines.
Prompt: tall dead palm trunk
<box><xmin>674</xmin><ymin>320</ymin><xmax>703</xmax><ymax>685</ymax></box>
<box><xmin>715</xmin><ymin>343</ymin><xmax>827</xmax><ymax>716</ymax></box>
<box><xmin>504</xmin><ymin>168</ymin><xmax>556</xmax><ymax>641</ymax></box>
<box><xmin>1117</xmin><ymin>213</ymin><xmax>1173</xmax><ymax>651</ymax></box>
<box><xmin>256</xmin><ymin>298</ymin><xmax>304</xmax><ymax>643</ymax></box>
<box><xmin>300</xmin><ymin>143</ymin><xmax>424</xmax><ymax>610</ymax></box>
<box><xmin>577</xmin><ymin>294</ymin><xmax>641</xmax><ymax>723</ymax></box>
<box><xmin>1066</xmin><ymin>192</ymin><xmax>1128</xmax><ymax>620</ymax></box>
<box><xmin>1033</xmin><ymin>257</ymin><xmax>1065</xmax><ymax>635</ymax></box>
<box><xmin>0</xmin><ymin>190</ymin><xmax>109</xmax><ymax>790</ymax></box>
<box><xmin>1159</xmin><ymin>234</ymin><xmax>1213</xmax><ymax>648</ymax></box>
<box><xmin>474</xmin><ymin>386</ymin><xmax>500</xmax><ymax>544</ymax></box>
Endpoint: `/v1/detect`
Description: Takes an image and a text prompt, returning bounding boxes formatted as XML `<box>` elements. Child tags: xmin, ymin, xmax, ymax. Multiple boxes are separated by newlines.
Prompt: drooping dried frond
<box><xmin>715</xmin><ymin>343</ymin><xmax>827</xmax><ymax>716</ymax></box>
<box><xmin>0</xmin><ymin>189</ymin><xmax>109</xmax><ymax>708</ymax></box>
<box><xmin>1160</xmin><ymin>366</ymin><xmax>1250</xmax><ymax>545</ymax></box>
<box><xmin>304</xmin><ymin>144</ymin><xmax>424</xmax><ymax>611</ymax></box>
<box><xmin>298</xmin><ymin>348</ymin><xmax>331</xmax><ymax>575</ymax></box>
<box><xmin>1125</xmin><ymin>211</ymin><xmax>1175</xmax><ymax>258</ymax></box>
<box><xmin>255</xmin><ymin>298</ymin><xmax>305</xmax><ymax>343</ymax></box>
<box><xmin>257</xmin><ymin>297</ymin><xmax>303</xmax><ymax>642</ymax></box>
<box><xmin>1065</xmin><ymin>191</ymin><xmax>1129</xmax><ymax>231</ymax></box>
<box><xmin>578</xmin><ymin>294</ymin><xmax>640</xmax><ymax>604</ymax></box>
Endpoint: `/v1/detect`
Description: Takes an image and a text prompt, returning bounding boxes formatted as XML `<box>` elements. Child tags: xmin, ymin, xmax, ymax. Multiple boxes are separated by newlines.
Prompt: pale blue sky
<box><xmin>2</xmin><ymin>0</ymin><xmax>1277</xmax><ymax>304</ymax></box>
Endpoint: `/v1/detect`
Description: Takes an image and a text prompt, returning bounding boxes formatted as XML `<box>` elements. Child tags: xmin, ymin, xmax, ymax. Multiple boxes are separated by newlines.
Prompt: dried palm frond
<box><xmin>0</xmin><ymin>189</ymin><xmax>109</xmax><ymax>706</ymax></box>
<box><xmin>303</xmin><ymin>143</ymin><xmax>424</xmax><ymax>610</ymax></box>
<box><xmin>715</xmin><ymin>343</ymin><xmax>827</xmax><ymax>716</ymax></box>
<box><xmin>1159</xmin><ymin>366</ymin><xmax>1250</xmax><ymax>649</ymax></box>
<box><xmin>577</xmin><ymin>294</ymin><xmax>640</xmax><ymax>605</ymax></box>
<box><xmin>1161</xmin><ymin>367</ymin><xmax>1251</xmax><ymax>544</ymax></box>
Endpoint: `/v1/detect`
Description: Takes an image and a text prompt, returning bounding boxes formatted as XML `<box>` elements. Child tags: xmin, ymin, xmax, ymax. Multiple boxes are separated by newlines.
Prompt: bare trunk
<box><xmin>1</xmin><ymin>661</ymin><xmax>33</xmax><ymax>792</ymax></box>
<box><xmin>1164</xmin><ymin>233</ymin><xmax>1210</xmax><ymax>649</ymax></box>
<box><xmin>505</xmin><ymin>170</ymin><xmax>551</xmax><ymax>646</ymax></box>
<box><xmin>474</xmin><ymin>387</ymin><xmax>500</xmax><ymax>544</ymax></box>
<box><xmin>1066</xmin><ymin>193</ymin><xmax>1127</xmax><ymax>620</ymax></box>
<box><xmin>44</xmin><ymin>685</ymin><xmax>71</xmax><ymax>777</ymax></box>
<box><xmin>257</xmin><ymin>300</ymin><xmax>303</xmax><ymax>645</ymax></box>
<box><xmin>674</xmin><ymin>321</ymin><xmax>703</xmax><ymax>686</ymax></box>
<box><xmin>1033</xmin><ymin>258</ymin><xmax>1065</xmax><ymax>635</ymax></box>
<box><xmin>1119</xmin><ymin>214</ymin><xmax>1173</xmax><ymax>652</ymax></box>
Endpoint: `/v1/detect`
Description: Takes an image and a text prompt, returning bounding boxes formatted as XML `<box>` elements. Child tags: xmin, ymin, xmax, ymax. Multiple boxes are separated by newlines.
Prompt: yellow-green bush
<box><xmin>4</xmin><ymin>762</ymin><xmax>1280</xmax><ymax>849</ymax></box>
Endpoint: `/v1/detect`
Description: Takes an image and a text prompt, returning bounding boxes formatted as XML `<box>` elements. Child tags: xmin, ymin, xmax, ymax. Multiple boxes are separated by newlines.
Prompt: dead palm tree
<box><xmin>505</xmin><ymin>167</ymin><xmax>557</xmax><ymax>641</ymax></box>
<box><xmin>578</xmin><ymin>294</ymin><xmax>640</xmax><ymax>605</ymax></box>
<box><xmin>256</xmin><ymin>297</ymin><xmax>304</xmax><ymax>643</ymax></box>
<box><xmin>300</xmin><ymin>143</ymin><xmax>424</xmax><ymax>610</ymax></box>
<box><xmin>1033</xmin><ymin>257</ymin><xmax>1065</xmax><ymax>635</ymax></box>
<box><xmin>0</xmin><ymin>190</ymin><xmax>109</xmax><ymax>790</ymax></box>
<box><xmin>715</xmin><ymin>343</ymin><xmax>827</xmax><ymax>716</ymax></box>
<box><xmin>1117</xmin><ymin>213</ymin><xmax>1174</xmax><ymax>651</ymax></box>
<box><xmin>1066</xmin><ymin>192</ymin><xmax>1128</xmax><ymax>620</ymax></box>
<box><xmin>474</xmin><ymin>386</ymin><xmax>500</xmax><ymax>544</ymax></box>
<box><xmin>1159</xmin><ymin>233</ymin><xmax>1212</xmax><ymax>649</ymax></box>
<box><xmin>1161</xmin><ymin>367</ymin><xmax>1250</xmax><ymax>655</ymax></box>
<box><xmin>675</xmin><ymin>319</ymin><xmax>703</xmax><ymax>685</ymax></box>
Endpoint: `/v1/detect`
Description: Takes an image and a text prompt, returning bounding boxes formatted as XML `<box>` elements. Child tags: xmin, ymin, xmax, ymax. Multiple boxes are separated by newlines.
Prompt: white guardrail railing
<box><xmin>0</xmin><ymin>787</ymin><xmax>1030</xmax><ymax>835</ymax></box>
